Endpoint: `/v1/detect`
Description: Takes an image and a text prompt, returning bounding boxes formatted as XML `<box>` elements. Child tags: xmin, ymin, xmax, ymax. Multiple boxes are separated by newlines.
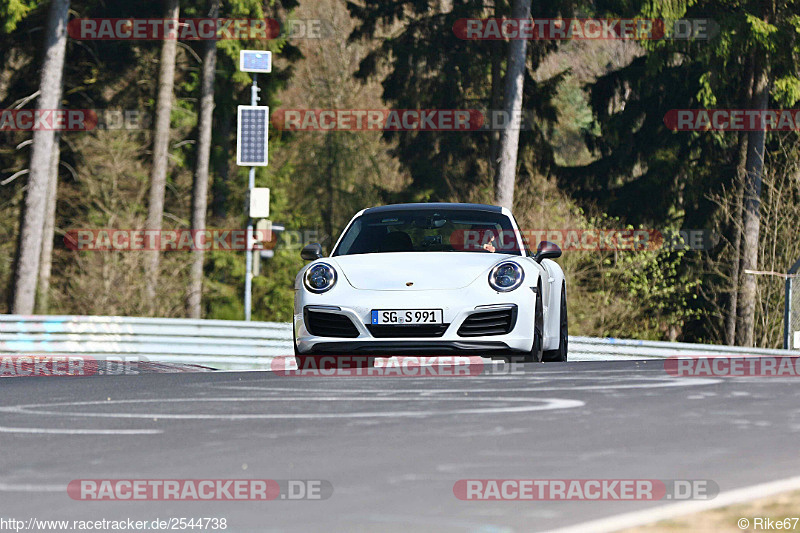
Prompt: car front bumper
<box><xmin>294</xmin><ymin>286</ymin><xmax>537</xmax><ymax>355</ymax></box>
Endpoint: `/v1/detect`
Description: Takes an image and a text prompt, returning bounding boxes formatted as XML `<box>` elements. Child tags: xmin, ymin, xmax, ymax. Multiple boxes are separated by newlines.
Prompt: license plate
<box><xmin>371</xmin><ymin>309</ymin><xmax>443</xmax><ymax>325</ymax></box>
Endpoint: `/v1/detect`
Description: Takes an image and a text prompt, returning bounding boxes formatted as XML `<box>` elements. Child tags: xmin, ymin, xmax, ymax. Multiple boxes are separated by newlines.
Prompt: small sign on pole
<box><xmin>249</xmin><ymin>188</ymin><xmax>270</xmax><ymax>219</ymax></box>
<box><xmin>239</xmin><ymin>50</ymin><xmax>272</xmax><ymax>73</ymax></box>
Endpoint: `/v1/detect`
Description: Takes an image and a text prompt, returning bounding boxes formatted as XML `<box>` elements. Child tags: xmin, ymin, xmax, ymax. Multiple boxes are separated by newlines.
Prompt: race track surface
<box><xmin>1</xmin><ymin>359</ymin><xmax>798</xmax><ymax>532</ymax></box>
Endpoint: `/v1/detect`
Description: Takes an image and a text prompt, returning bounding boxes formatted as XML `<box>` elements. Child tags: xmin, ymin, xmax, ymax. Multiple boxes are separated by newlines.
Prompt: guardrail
<box><xmin>0</xmin><ymin>315</ymin><xmax>292</xmax><ymax>369</ymax></box>
<box><xmin>1</xmin><ymin>314</ymin><xmax>798</xmax><ymax>370</ymax></box>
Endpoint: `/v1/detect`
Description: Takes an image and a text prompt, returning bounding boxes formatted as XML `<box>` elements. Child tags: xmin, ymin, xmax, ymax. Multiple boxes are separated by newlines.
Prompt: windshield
<box><xmin>333</xmin><ymin>209</ymin><xmax>522</xmax><ymax>256</ymax></box>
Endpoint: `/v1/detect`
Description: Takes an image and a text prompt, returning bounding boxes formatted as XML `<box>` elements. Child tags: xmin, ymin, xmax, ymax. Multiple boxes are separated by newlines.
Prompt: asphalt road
<box><xmin>1</xmin><ymin>359</ymin><xmax>799</xmax><ymax>532</ymax></box>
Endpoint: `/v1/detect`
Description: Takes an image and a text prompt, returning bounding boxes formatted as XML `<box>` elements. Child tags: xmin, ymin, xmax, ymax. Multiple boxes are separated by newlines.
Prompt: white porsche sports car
<box><xmin>293</xmin><ymin>203</ymin><xmax>567</xmax><ymax>364</ymax></box>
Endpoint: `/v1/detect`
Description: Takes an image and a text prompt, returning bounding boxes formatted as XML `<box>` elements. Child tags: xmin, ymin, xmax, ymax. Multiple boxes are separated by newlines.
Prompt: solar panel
<box><xmin>237</xmin><ymin>106</ymin><xmax>269</xmax><ymax>166</ymax></box>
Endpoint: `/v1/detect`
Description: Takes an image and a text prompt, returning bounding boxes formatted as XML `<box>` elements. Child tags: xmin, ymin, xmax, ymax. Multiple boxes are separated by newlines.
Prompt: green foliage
<box><xmin>2</xmin><ymin>0</ymin><xmax>797</xmax><ymax>348</ymax></box>
<box><xmin>348</xmin><ymin>0</ymin><xmax>571</xmax><ymax>201</ymax></box>
<box><xmin>773</xmin><ymin>76</ymin><xmax>800</xmax><ymax>107</ymax></box>
<box><xmin>0</xmin><ymin>0</ymin><xmax>35</xmax><ymax>33</ymax></box>
<box><xmin>549</xmin><ymin>73</ymin><xmax>597</xmax><ymax>166</ymax></box>
<box><xmin>251</xmin><ymin>249</ymin><xmax>304</xmax><ymax>322</ymax></box>
<box><xmin>614</xmin><ymin>247</ymin><xmax>702</xmax><ymax>336</ymax></box>
<box><xmin>203</xmin><ymin>250</ymin><xmax>246</xmax><ymax>320</ymax></box>
<box><xmin>744</xmin><ymin>13</ymin><xmax>778</xmax><ymax>49</ymax></box>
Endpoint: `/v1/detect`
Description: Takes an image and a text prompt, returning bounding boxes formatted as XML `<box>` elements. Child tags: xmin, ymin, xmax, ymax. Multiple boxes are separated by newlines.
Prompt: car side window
<box><xmin>512</xmin><ymin>216</ymin><xmax>533</xmax><ymax>257</ymax></box>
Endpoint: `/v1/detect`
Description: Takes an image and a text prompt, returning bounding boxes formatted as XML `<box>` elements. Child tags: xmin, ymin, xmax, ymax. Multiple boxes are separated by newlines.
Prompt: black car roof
<box><xmin>363</xmin><ymin>202</ymin><xmax>503</xmax><ymax>214</ymax></box>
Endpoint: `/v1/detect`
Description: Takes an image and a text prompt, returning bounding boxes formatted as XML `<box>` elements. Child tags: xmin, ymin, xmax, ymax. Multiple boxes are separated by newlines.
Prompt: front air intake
<box><xmin>457</xmin><ymin>306</ymin><xmax>517</xmax><ymax>337</ymax></box>
<box><xmin>305</xmin><ymin>310</ymin><xmax>360</xmax><ymax>338</ymax></box>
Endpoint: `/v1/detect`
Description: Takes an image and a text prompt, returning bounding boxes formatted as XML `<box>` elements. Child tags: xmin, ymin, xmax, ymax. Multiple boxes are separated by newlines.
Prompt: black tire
<box><xmin>523</xmin><ymin>284</ymin><xmax>544</xmax><ymax>363</ymax></box>
<box><xmin>543</xmin><ymin>282</ymin><xmax>568</xmax><ymax>362</ymax></box>
<box><xmin>293</xmin><ymin>331</ymin><xmax>310</xmax><ymax>370</ymax></box>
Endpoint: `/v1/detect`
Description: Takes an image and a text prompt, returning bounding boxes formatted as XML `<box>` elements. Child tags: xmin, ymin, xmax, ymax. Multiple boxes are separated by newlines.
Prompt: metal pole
<box><xmin>785</xmin><ymin>277</ymin><xmax>792</xmax><ymax>350</ymax></box>
<box><xmin>244</xmin><ymin>74</ymin><xmax>259</xmax><ymax>321</ymax></box>
<box><xmin>785</xmin><ymin>258</ymin><xmax>800</xmax><ymax>350</ymax></box>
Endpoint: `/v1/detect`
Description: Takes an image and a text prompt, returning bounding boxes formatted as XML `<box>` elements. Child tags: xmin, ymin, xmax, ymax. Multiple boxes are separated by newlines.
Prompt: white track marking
<box><xmin>212</xmin><ymin>366</ymin><xmax>667</xmax><ymax>375</ymax></box>
<box><xmin>0</xmin><ymin>426</ymin><xmax>162</xmax><ymax>435</ymax></box>
<box><xmin>571</xmin><ymin>355</ymin><xmax>659</xmax><ymax>361</ymax></box>
<box><xmin>211</xmin><ymin>356</ymin><xmax>662</xmax><ymax>370</ymax></box>
<box><xmin>541</xmin><ymin>475</ymin><xmax>800</xmax><ymax>533</ymax></box>
<box><xmin>207</xmin><ymin>377</ymin><xmax>721</xmax><ymax>393</ymax></box>
<box><xmin>0</xmin><ymin>482</ymin><xmax>63</xmax><ymax>492</ymax></box>
<box><xmin>0</xmin><ymin>397</ymin><xmax>584</xmax><ymax>420</ymax></box>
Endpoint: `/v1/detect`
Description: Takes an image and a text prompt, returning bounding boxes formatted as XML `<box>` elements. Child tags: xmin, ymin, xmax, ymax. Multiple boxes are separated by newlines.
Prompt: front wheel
<box><xmin>542</xmin><ymin>282</ymin><xmax>568</xmax><ymax>362</ymax></box>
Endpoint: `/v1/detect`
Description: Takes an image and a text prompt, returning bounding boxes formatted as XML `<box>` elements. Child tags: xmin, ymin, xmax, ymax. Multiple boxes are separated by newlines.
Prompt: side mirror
<box><xmin>301</xmin><ymin>243</ymin><xmax>323</xmax><ymax>261</ymax></box>
<box><xmin>534</xmin><ymin>241</ymin><xmax>561</xmax><ymax>263</ymax></box>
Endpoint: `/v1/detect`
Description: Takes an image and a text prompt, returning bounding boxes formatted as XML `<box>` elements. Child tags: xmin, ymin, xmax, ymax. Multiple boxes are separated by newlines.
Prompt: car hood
<box><xmin>330</xmin><ymin>252</ymin><xmax>519</xmax><ymax>291</ymax></box>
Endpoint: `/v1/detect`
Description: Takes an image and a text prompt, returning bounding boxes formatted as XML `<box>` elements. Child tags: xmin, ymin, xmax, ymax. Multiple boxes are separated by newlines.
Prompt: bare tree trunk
<box><xmin>187</xmin><ymin>0</ymin><xmax>219</xmax><ymax>318</ymax></box>
<box><xmin>494</xmin><ymin>0</ymin><xmax>531</xmax><ymax>210</ymax></box>
<box><xmin>489</xmin><ymin>43</ymin><xmax>503</xmax><ymax>180</ymax></box>
<box><xmin>36</xmin><ymin>131</ymin><xmax>61</xmax><ymax>313</ymax></box>
<box><xmin>725</xmin><ymin>59</ymin><xmax>754</xmax><ymax>345</ymax></box>
<box><xmin>145</xmin><ymin>0</ymin><xmax>180</xmax><ymax>312</ymax></box>
<box><xmin>725</xmin><ymin>139</ymin><xmax>745</xmax><ymax>345</ymax></box>
<box><xmin>488</xmin><ymin>3</ymin><xmax>505</xmax><ymax>182</ymax></box>
<box><xmin>10</xmin><ymin>0</ymin><xmax>70</xmax><ymax>314</ymax></box>
<box><xmin>736</xmin><ymin>56</ymin><xmax>769</xmax><ymax>347</ymax></box>
<box><xmin>322</xmin><ymin>134</ymin><xmax>336</xmax><ymax>247</ymax></box>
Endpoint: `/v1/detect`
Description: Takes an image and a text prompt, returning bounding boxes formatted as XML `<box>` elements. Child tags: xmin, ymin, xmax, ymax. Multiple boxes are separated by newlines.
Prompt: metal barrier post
<box><xmin>785</xmin><ymin>276</ymin><xmax>792</xmax><ymax>350</ymax></box>
<box><xmin>786</xmin><ymin>258</ymin><xmax>800</xmax><ymax>350</ymax></box>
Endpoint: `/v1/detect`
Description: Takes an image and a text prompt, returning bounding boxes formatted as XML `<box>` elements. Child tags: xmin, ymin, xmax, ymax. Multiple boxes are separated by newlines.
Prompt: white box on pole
<box><xmin>250</xmin><ymin>188</ymin><xmax>270</xmax><ymax>218</ymax></box>
<box><xmin>255</xmin><ymin>218</ymin><xmax>272</xmax><ymax>243</ymax></box>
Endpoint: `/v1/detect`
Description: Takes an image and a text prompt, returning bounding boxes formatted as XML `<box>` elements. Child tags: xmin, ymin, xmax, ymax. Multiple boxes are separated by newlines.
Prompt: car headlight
<box><xmin>488</xmin><ymin>261</ymin><xmax>524</xmax><ymax>292</ymax></box>
<box><xmin>304</xmin><ymin>263</ymin><xmax>337</xmax><ymax>293</ymax></box>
